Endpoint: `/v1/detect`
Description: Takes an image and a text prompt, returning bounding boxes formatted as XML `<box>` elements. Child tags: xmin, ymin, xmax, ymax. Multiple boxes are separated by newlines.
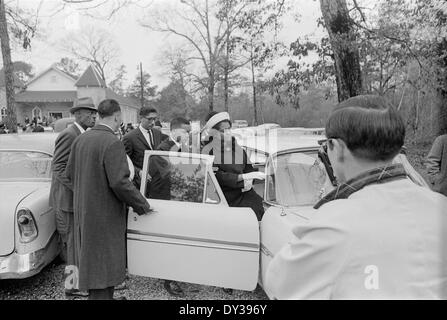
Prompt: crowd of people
<box><xmin>45</xmin><ymin>93</ymin><xmax>447</xmax><ymax>300</ymax></box>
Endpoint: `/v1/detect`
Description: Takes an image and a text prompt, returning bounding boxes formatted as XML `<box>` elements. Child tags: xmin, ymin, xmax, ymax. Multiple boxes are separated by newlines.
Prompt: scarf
<box><xmin>313</xmin><ymin>163</ymin><xmax>409</xmax><ymax>209</ymax></box>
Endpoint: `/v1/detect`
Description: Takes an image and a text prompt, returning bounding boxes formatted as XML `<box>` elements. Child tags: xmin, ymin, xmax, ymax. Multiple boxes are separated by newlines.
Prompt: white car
<box><xmin>126</xmin><ymin>133</ymin><xmax>428</xmax><ymax>298</ymax></box>
<box><xmin>0</xmin><ymin>133</ymin><xmax>61</xmax><ymax>279</ymax></box>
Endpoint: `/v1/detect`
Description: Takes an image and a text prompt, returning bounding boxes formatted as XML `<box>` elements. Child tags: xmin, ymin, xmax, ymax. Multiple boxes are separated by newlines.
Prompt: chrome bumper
<box><xmin>0</xmin><ymin>232</ymin><xmax>60</xmax><ymax>280</ymax></box>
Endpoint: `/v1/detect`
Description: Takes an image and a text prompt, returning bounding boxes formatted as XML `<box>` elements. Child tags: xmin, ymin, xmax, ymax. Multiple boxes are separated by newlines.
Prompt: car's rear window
<box><xmin>0</xmin><ymin>151</ymin><xmax>52</xmax><ymax>180</ymax></box>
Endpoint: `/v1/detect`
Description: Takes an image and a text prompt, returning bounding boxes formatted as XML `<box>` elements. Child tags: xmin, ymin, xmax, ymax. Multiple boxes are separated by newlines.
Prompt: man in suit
<box><xmin>123</xmin><ymin>107</ymin><xmax>168</xmax><ymax>188</ymax></box>
<box><xmin>66</xmin><ymin>99</ymin><xmax>152</xmax><ymax>300</ymax></box>
<box><xmin>49</xmin><ymin>97</ymin><xmax>97</xmax><ymax>298</ymax></box>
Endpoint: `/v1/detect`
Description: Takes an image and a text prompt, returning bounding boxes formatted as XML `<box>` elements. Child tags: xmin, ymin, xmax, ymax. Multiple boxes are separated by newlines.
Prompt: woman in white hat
<box><xmin>202</xmin><ymin>111</ymin><xmax>265</xmax><ymax>220</ymax></box>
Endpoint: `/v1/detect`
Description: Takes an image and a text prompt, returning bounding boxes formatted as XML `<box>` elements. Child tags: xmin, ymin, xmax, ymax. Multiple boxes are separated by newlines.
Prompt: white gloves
<box><xmin>242</xmin><ymin>171</ymin><xmax>266</xmax><ymax>181</ymax></box>
<box><xmin>242</xmin><ymin>179</ymin><xmax>253</xmax><ymax>193</ymax></box>
<box><xmin>241</xmin><ymin>171</ymin><xmax>265</xmax><ymax>192</ymax></box>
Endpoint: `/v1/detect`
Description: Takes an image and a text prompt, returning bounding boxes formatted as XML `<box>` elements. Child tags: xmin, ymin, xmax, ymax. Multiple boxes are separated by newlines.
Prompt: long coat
<box><xmin>66</xmin><ymin>125</ymin><xmax>150</xmax><ymax>291</ymax></box>
<box><xmin>265</xmin><ymin>179</ymin><xmax>447</xmax><ymax>299</ymax></box>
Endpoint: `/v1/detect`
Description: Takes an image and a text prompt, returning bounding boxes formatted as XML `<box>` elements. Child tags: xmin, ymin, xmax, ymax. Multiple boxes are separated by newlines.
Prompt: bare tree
<box><xmin>142</xmin><ymin>0</ymin><xmax>243</xmax><ymax>112</ymax></box>
<box><xmin>0</xmin><ymin>1</ymin><xmax>41</xmax><ymax>132</ymax></box>
<box><xmin>60</xmin><ymin>26</ymin><xmax>119</xmax><ymax>82</ymax></box>
<box><xmin>0</xmin><ymin>0</ymin><xmax>16</xmax><ymax>131</ymax></box>
<box><xmin>319</xmin><ymin>0</ymin><xmax>363</xmax><ymax>102</ymax></box>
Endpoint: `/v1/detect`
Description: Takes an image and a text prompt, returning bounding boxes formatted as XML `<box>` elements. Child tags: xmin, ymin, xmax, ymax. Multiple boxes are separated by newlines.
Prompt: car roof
<box><xmin>235</xmin><ymin>128</ymin><xmax>325</xmax><ymax>154</ymax></box>
<box><xmin>241</xmin><ymin>136</ymin><xmax>323</xmax><ymax>154</ymax></box>
<box><xmin>0</xmin><ymin>133</ymin><xmax>58</xmax><ymax>155</ymax></box>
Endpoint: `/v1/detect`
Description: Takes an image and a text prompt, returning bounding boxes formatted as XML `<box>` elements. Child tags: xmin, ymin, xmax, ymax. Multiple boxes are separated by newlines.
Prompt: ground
<box><xmin>0</xmin><ymin>144</ymin><xmax>432</xmax><ymax>300</ymax></box>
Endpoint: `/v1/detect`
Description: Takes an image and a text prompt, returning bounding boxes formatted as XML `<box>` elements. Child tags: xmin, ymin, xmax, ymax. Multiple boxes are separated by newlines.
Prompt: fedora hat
<box><xmin>70</xmin><ymin>97</ymin><xmax>97</xmax><ymax>113</ymax></box>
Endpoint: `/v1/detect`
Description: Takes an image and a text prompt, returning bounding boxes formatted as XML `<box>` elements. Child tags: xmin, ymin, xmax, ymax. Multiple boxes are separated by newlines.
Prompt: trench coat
<box><xmin>66</xmin><ymin>124</ymin><xmax>151</xmax><ymax>291</ymax></box>
<box><xmin>265</xmin><ymin>179</ymin><xmax>447</xmax><ymax>299</ymax></box>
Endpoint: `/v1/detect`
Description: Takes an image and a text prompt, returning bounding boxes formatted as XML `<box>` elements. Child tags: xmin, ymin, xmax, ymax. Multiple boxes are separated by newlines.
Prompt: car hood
<box><xmin>0</xmin><ymin>183</ymin><xmax>40</xmax><ymax>256</ymax></box>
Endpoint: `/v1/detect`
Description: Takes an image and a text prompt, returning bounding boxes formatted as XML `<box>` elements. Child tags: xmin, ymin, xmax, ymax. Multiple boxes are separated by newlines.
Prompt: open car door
<box><xmin>127</xmin><ymin>150</ymin><xmax>260</xmax><ymax>291</ymax></box>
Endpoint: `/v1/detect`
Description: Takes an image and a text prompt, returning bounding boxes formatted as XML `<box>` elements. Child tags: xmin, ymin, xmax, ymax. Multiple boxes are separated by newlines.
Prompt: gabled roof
<box><xmin>75</xmin><ymin>65</ymin><xmax>106</xmax><ymax>88</ymax></box>
<box><xmin>105</xmin><ymin>88</ymin><xmax>141</xmax><ymax>109</ymax></box>
<box><xmin>25</xmin><ymin>65</ymin><xmax>77</xmax><ymax>87</ymax></box>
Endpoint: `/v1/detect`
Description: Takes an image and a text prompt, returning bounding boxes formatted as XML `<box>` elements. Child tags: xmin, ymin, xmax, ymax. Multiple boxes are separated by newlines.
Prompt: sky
<box><xmin>11</xmin><ymin>0</ymin><xmax>326</xmax><ymax>89</ymax></box>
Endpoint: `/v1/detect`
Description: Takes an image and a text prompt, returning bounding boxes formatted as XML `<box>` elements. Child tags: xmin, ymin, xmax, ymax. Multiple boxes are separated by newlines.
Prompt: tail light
<box><xmin>17</xmin><ymin>209</ymin><xmax>38</xmax><ymax>243</ymax></box>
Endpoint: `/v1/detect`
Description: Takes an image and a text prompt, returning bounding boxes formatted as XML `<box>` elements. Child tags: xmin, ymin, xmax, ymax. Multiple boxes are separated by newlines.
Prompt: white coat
<box><xmin>265</xmin><ymin>178</ymin><xmax>447</xmax><ymax>299</ymax></box>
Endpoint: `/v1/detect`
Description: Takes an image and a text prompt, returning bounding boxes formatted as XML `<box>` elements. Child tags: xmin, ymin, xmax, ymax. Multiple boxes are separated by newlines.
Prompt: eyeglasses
<box><xmin>142</xmin><ymin>116</ymin><xmax>158</xmax><ymax>122</ymax></box>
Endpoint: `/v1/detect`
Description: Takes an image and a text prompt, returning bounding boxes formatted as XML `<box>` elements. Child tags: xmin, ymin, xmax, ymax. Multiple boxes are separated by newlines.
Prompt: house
<box><xmin>12</xmin><ymin>64</ymin><xmax>141</xmax><ymax>125</ymax></box>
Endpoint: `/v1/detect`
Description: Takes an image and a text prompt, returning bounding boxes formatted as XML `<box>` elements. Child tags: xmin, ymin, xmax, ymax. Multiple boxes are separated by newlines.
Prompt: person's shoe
<box><xmin>115</xmin><ymin>281</ymin><xmax>128</xmax><ymax>291</ymax></box>
<box><xmin>65</xmin><ymin>289</ymin><xmax>89</xmax><ymax>297</ymax></box>
<box><xmin>164</xmin><ymin>280</ymin><xmax>185</xmax><ymax>297</ymax></box>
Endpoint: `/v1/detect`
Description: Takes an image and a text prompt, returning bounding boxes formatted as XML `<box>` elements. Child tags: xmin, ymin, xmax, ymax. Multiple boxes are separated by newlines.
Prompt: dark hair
<box><xmin>325</xmin><ymin>95</ymin><xmax>405</xmax><ymax>161</ymax></box>
<box><xmin>139</xmin><ymin>106</ymin><xmax>158</xmax><ymax>117</ymax></box>
<box><xmin>170</xmin><ymin>117</ymin><xmax>190</xmax><ymax>130</ymax></box>
<box><xmin>205</xmin><ymin>111</ymin><xmax>231</xmax><ymax>130</ymax></box>
<box><xmin>98</xmin><ymin>99</ymin><xmax>121</xmax><ymax>118</ymax></box>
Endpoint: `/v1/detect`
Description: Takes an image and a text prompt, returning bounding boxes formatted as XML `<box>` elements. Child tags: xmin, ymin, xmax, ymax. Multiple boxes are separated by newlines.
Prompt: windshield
<box><xmin>265</xmin><ymin>151</ymin><xmax>334</xmax><ymax>207</ymax></box>
<box><xmin>0</xmin><ymin>151</ymin><xmax>52</xmax><ymax>180</ymax></box>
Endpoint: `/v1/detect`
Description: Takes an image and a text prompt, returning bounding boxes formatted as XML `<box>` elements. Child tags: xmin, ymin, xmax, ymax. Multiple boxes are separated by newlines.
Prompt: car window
<box><xmin>265</xmin><ymin>151</ymin><xmax>333</xmax><ymax>206</ymax></box>
<box><xmin>0</xmin><ymin>151</ymin><xmax>52</xmax><ymax>180</ymax></box>
<box><xmin>145</xmin><ymin>154</ymin><xmax>206</xmax><ymax>203</ymax></box>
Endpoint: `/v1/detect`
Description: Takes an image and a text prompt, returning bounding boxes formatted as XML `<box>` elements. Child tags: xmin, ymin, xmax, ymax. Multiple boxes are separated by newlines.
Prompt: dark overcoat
<box><xmin>50</xmin><ymin>124</ymin><xmax>82</xmax><ymax>213</ymax></box>
<box><xmin>66</xmin><ymin>125</ymin><xmax>150</xmax><ymax>291</ymax></box>
<box><xmin>204</xmin><ymin>137</ymin><xmax>264</xmax><ymax>220</ymax></box>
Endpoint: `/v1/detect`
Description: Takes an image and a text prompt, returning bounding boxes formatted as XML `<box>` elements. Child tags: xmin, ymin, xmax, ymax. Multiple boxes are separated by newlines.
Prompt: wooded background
<box><xmin>1</xmin><ymin>0</ymin><xmax>446</xmax><ymax>152</ymax></box>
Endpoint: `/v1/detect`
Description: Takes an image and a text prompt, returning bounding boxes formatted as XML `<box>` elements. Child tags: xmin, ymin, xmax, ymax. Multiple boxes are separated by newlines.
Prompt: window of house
<box><xmin>0</xmin><ymin>107</ymin><xmax>6</xmax><ymax>121</ymax></box>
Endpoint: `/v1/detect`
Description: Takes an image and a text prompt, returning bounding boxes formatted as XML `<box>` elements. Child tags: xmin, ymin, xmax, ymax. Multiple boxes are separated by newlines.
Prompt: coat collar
<box><xmin>92</xmin><ymin>124</ymin><xmax>116</xmax><ymax>134</ymax></box>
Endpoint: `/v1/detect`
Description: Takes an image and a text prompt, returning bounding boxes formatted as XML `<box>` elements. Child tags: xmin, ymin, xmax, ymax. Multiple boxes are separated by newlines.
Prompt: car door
<box><xmin>127</xmin><ymin>150</ymin><xmax>260</xmax><ymax>291</ymax></box>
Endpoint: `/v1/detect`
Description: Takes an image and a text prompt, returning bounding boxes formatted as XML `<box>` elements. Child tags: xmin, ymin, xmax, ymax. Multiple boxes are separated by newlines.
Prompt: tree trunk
<box><xmin>208</xmin><ymin>75</ymin><xmax>214</xmax><ymax>112</ymax></box>
<box><xmin>223</xmin><ymin>37</ymin><xmax>230</xmax><ymax>112</ymax></box>
<box><xmin>319</xmin><ymin>0</ymin><xmax>363</xmax><ymax>102</ymax></box>
<box><xmin>250</xmin><ymin>45</ymin><xmax>258</xmax><ymax>126</ymax></box>
<box><xmin>0</xmin><ymin>0</ymin><xmax>17</xmax><ymax>132</ymax></box>
<box><xmin>436</xmin><ymin>39</ymin><xmax>447</xmax><ymax>136</ymax></box>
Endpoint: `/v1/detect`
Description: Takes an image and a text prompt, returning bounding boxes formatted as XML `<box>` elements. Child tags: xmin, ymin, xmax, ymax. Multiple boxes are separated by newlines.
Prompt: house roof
<box><xmin>105</xmin><ymin>88</ymin><xmax>141</xmax><ymax>109</ymax></box>
<box><xmin>0</xmin><ymin>70</ymin><xmax>25</xmax><ymax>88</ymax></box>
<box><xmin>15</xmin><ymin>90</ymin><xmax>77</xmax><ymax>103</ymax></box>
<box><xmin>25</xmin><ymin>65</ymin><xmax>78</xmax><ymax>87</ymax></box>
<box><xmin>75</xmin><ymin>65</ymin><xmax>106</xmax><ymax>88</ymax></box>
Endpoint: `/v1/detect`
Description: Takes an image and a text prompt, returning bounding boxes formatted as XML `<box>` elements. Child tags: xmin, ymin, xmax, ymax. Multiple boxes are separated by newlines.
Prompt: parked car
<box><xmin>125</xmin><ymin>133</ymin><xmax>429</xmax><ymax>298</ymax></box>
<box><xmin>233</xmin><ymin>120</ymin><xmax>249</xmax><ymax>128</ymax></box>
<box><xmin>0</xmin><ymin>133</ymin><xmax>61</xmax><ymax>279</ymax></box>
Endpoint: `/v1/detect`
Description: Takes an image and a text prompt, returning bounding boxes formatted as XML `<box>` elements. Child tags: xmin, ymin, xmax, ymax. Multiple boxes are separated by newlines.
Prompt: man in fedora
<box><xmin>49</xmin><ymin>96</ymin><xmax>97</xmax><ymax>298</ymax></box>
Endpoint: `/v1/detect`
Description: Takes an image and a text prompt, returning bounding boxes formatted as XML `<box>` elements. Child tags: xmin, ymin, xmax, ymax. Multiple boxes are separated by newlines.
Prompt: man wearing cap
<box><xmin>49</xmin><ymin>96</ymin><xmax>97</xmax><ymax>298</ymax></box>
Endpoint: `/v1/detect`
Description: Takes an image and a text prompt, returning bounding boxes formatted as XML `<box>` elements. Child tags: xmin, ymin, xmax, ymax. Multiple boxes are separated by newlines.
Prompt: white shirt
<box><xmin>265</xmin><ymin>179</ymin><xmax>447</xmax><ymax>299</ymax></box>
<box><xmin>139</xmin><ymin>126</ymin><xmax>154</xmax><ymax>149</ymax></box>
<box><xmin>74</xmin><ymin>121</ymin><xmax>86</xmax><ymax>134</ymax></box>
<box><xmin>169</xmin><ymin>134</ymin><xmax>182</xmax><ymax>150</ymax></box>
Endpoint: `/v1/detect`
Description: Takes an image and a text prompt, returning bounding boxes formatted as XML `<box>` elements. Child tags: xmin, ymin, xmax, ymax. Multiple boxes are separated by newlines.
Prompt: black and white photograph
<box><xmin>0</xmin><ymin>0</ymin><xmax>447</xmax><ymax>305</ymax></box>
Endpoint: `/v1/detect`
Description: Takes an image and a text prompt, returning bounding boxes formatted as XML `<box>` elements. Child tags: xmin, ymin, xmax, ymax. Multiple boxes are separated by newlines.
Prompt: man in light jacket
<box><xmin>266</xmin><ymin>95</ymin><xmax>447</xmax><ymax>299</ymax></box>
